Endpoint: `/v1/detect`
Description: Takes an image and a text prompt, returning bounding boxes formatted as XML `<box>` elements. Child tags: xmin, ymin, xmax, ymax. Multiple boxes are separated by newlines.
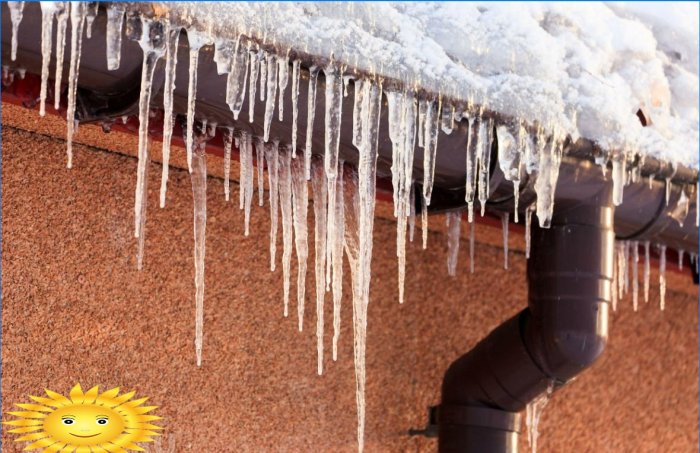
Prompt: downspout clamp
<box><xmin>438</xmin><ymin>186</ymin><xmax>614</xmax><ymax>452</ymax></box>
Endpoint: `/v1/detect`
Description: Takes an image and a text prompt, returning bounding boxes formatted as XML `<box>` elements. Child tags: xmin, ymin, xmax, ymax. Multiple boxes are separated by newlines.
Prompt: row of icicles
<box><xmin>9</xmin><ymin>2</ymin><xmax>698</xmax><ymax>452</ymax></box>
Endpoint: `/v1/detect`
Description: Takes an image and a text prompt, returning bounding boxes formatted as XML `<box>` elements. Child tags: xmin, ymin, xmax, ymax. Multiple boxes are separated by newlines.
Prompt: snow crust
<box><xmin>162</xmin><ymin>2</ymin><xmax>699</xmax><ymax>168</ymax></box>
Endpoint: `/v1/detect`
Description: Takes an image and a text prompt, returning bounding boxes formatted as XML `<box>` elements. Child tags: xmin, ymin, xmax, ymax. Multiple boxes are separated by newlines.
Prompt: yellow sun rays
<box><xmin>3</xmin><ymin>384</ymin><xmax>163</xmax><ymax>452</ymax></box>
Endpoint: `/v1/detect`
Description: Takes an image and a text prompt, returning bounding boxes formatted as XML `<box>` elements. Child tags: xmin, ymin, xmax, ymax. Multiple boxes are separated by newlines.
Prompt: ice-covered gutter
<box><xmin>2</xmin><ymin>3</ymin><xmax>698</xmax><ymax>453</ymax></box>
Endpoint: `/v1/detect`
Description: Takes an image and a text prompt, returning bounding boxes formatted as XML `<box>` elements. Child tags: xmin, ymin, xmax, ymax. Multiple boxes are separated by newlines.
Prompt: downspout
<box><xmin>438</xmin><ymin>185</ymin><xmax>614</xmax><ymax>452</ymax></box>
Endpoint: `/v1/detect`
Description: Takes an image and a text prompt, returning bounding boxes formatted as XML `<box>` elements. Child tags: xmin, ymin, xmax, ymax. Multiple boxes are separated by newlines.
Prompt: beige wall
<box><xmin>2</xmin><ymin>105</ymin><xmax>698</xmax><ymax>452</ymax></box>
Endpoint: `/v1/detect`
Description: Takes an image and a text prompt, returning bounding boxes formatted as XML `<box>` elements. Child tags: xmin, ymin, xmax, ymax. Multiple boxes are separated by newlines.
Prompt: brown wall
<box><xmin>2</xmin><ymin>105</ymin><xmax>698</xmax><ymax>452</ymax></box>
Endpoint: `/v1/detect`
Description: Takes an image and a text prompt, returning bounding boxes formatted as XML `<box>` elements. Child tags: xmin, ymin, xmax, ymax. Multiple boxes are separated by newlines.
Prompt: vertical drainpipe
<box><xmin>438</xmin><ymin>186</ymin><xmax>614</xmax><ymax>452</ymax></box>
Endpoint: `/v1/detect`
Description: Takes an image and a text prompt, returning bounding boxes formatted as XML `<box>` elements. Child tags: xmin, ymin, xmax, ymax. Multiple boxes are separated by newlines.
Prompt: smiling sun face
<box><xmin>3</xmin><ymin>384</ymin><xmax>162</xmax><ymax>452</ymax></box>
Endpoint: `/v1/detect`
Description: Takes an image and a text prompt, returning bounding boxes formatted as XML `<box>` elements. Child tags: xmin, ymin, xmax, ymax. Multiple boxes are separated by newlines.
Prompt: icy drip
<box><xmin>256</xmin><ymin>142</ymin><xmax>265</xmax><ymax>206</ymax></box>
<box><xmin>525</xmin><ymin>204</ymin><xmax>535</xmax><ymax>259</ymax></box>
<box><xmin>502</xmin><ymin>212</ymin><xmax>509</xmax><ymax>270</ymax></box>
<box><xmin>223</xmin><ymin>128</ymin><xmax>233</xmax><ymax>202</ymax></box>
<box><xmin>477</xmin><ymin>118</ymin><xmax>494</xmax><ymax>217</ymax></box>
<box><xmin>526</xmin><ymin>383</ymin><xmax>554</xmax><ymax>453</ymax></box>
<box><xmin>190</xmin><ymin>143</ymin><xmax>208</xmax><ymax>367</ymax></box>
<box><xmin>643</xmin><ymin>241</ymin><xmax>650</xmax><ymax>303</ymax></box>
<box><xmin>265</xmin><ymin>140</ymin><xmax>280</xmax><ymax>271</ymax></box>
<box><xmin>386</xmin><ymin>90</ymin><xmax>417</xmax><ymax>304</ymax></box>
<box><xmin>324</xmin><ymin>65</ymin><xmax>344</xmax><ymax>290</ymax></box>
<box><xmin>9</xmin><ymin>2</ymin><xmax>25</xmax><ymax>61</ymax></box>
<box><xmin>533</xmin><ymin>134</ymin><xmax>563</xmax><ymax>228</ymax></box>
<box><xmin>225</xmin><ymin>38</ymin><xmax>250</xmax><ymax>121</ymax></box>
<box><xmin>659</xmin><ymin>245</ymin><xmax>667</xmax><ymax>310</ymax></box>
<box><xmin>632</xmin><ymin>241</ymin><xmax>639</xmax><ymax>311</ymax></box>
<box><xmin>446</xmin><ymin>212</ymin><xmax>461</xmax><ymax>277</ymax></box>
<box><xmin>464</xmin><ymin>114</ymin><xmax>481</xmax><ymax>222</ymax></box>
<box><xmin>53</xmin><ymin>4</ymin><xmax>68</xmax><ymax>110</ymax></box>
<box><xmin>291</xmin><ymin>152</ymin><xmax>309</xmax><ymax>332</ymax></box>
<box><xmin>291</xmin><ymin>60</ymin><xmax>301</xmax><ymax>155</ymax></box>
<box><xmin>185</xmin><ymin>34</ymin><xmax>209</xmax><ymax>173</ymax></box>
<box><xmin>279</xmin><ymin>147</ymin><xmax>294</xmax><ymax>317</ymax></box>
<box><xmin>497</xmin><ymin>125</ymin><xmax>522</xmax><ymax>223</ymax></box>
<box><xmin>65</xmin><ymin>2</ymin><xmax>87</xmax><ymax>169</ymax></box>
<box><xmin>248</xmin><ymin>50</ymin><xmax>259</xmax><ymax>122</ymax></box>
<box><xmin>240</xmin><ymin>132</ymin><xmax>255</xmax><ymax>236</ymax></box>
<box><xmin>278</xmin><ymin>55</ymin><xmax>289</xmax><ymax>121</ymax></box>
<box><xmin>263</xmin><ymin>53</ymin><xmax>279</xmax><ymax>142</ymax></box>
<box><xmin>611</xmin><ymin>151</ymin><xmax>627</xmax><ymax>206</ymax></box>
<box><xmin>331</xmin><ymin>164</ymin><xmax>345</xmax><ymax>360</ymax></box>
<box><xmin>469</xmin><ymin>218</ymin><xmax>475</xmax><ymax>273</ymax></box>
<box><xmin>408</xmin><ymin>183</ymin><xmax>416</xmax><ymax>242</ymax></box>
<box><xmin>159</xmin><ymin>27</ymin><xmax>181</xmax><ymax>208</ymax></box>
<box><xmin>311</xmin><ymin>158</ymin><xmax>328</xmax><ymax>371</ymax></box>
<box><xmin>105</xmin><ymin>4</ymin><xmax>125</xmax><ymax>70</ymax></box>
<box><xmin>421</xmin><ymin>98</ymin><xmax>439</xmax><ymax>208</ymax></box>
<box><xmin>133</xmin><ymin>18</ymin><xmax>165</xmax><ymax>242</ymax></box>
<box><xmin>136</xmin><ymin>135</ymin><xmax>151</xmax><ymax>271</ymax></box>
<box><xmin>39</xmin><ymin>3</ymin><xmax>56</xmax><ymax>117</ymax></box>
<box><xmin>304</xmin><ymin>67</ymin><xmax>320</xmax><ymax>180</ymax></box>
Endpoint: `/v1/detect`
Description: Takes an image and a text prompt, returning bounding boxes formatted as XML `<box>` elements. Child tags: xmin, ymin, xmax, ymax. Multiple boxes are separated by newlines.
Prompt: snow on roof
<box><xmin>163</xmin><ymin>2</ymin><xmax>699</xmax><ymax>169</ymax></box>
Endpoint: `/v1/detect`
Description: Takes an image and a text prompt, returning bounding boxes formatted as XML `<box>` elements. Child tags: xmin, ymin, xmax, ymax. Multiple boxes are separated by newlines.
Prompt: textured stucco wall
<box><xmin>2</xmin><ymin>105</ymin><xmax>698</xmax><ymax>452</ymax></box>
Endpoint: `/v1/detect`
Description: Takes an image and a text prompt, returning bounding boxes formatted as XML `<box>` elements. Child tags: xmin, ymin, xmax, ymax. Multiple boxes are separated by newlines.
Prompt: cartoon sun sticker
<box><xmin>3</xmin><ymin>384</ymin><xmax>162</xmax><ymax>452</ymax></box>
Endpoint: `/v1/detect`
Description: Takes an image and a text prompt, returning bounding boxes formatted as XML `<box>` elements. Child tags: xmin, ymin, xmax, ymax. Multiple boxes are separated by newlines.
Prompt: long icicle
<box><xmin>256</xmin><ymin>141</ymin><xmax>265</xmax><ymax>206</ymax></box>
<box><xmin>53</xmin><ymin>3</ymin><xmax>68</xmax><ymax>110</ymax></box>
<box><xmin>136</xmin><ymin>135</ymin><xmax>151</xmax><ymax>271</ymax></box>
<box><xmin>304</xmin><ymin>67</ymin><xmax>320</xmax><ymax>180</ymax></box>
<box><xmin>465</xmin><ymin>114</ymin><xmax>480</xmax><ymax>222</ymax></box>
<box><xmin>160</xmin><ymin>26</ymin><xmax>181</xmax><ymax>208</ymax></box>
<box><xmin>186</xmin><ymin>34</ymin><xmax>208</xmax><ymax>173</ymax></box>
<box><xmin>324</xmin><ymin>64</ymin><xmax>343</xmax><ymax>291</ymax></box>
<box><xmin>279</xmin><ymin>146</ymin><xmax>294</xmax><ymax>317</ymax></box>
<box><xmin>331</xmin><ymin>163</ymin><xmax>345</xmax><ymax>360</ymax></box>
<box><xmin>263</xmin><ymin>52</ymin><xmax>278</xmax><ymax>142</ymax></box>
<box><xmin>446</xmin><ymin>212</ymin><xmax>461</xmax><ymax>277</ymax></box>
<box><xmin>248</xmin><ymin>49</ymin><xmax>259</xmax><ymax>122</ymax></box>
<box><xmin>9</xmin><ymin>2</ymin><xmax>25</xmax><ymax>62</ymax></box>
<box><xmin>191</xmin><ymin>135</ymin><xmax>208</xmax><ymax>367</ymax></box>
<box><xmin>133</xmin><ymin>18</ymin><xmax>165</xmax><ymax>242</ymax></box>
<box><xmin>265</xmin><ymin>140</ymin><xmax>280</xmax><ymax>271</ymax></box>
<box><xmin>291</xmin><ymin>150</ymin><xmax>309</xmax><ymax>332</ymax></box>
<box><xmin>311</xmin><ymin>157</ymin><xmax>328</xmax><ymax>371</ymax></box>
<box><xmin>39</xmin><ymin>3</ymin><xmax>56</xmax><ymax>117</ymax></box>
<box><xmin>65</xmin><ymin>2</ymin><xmax>87</xmax><ymax>169</ymax></box>
<box><xmin>223</xmin><ymin>128</ymin><xmax>233</xmax><ymax>202</ymax></box>
<box><xmin>105</xmin><ymin>4</ymin><xmax>125</xmax><ymax>70</ymax></box>
<box><xmin>291</xmin><ymin>60</ymin><xmax>301</xmax><ymax>156</ymax></box>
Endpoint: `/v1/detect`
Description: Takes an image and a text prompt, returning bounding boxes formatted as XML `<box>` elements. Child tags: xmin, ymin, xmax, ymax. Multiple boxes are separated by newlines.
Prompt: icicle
<box><xmin>659</xmin><ymin>244</ymin><xmax>667</xmax><ymax>310</ymax></box>
<box><xmin>616</xmin><ymin>242</ymin><xmax>625</xmax><ymax>297</ymax></box>
<box><xmin>263</xmin><ymin>53</ymin><xmax>279</xmax><ymax>142</ymax></box>
<box><xmin>291</xmin><ymin>152</ymin><xmax>309</xmax><ymax>332</ymax></box>
<box><xmin>225</xmin><ymin>38</ymin><xmax>250</xmax><ymax>121</ymax></box>
<box><xmin>279</xmin><ymin>147</ymin><xmax>294</xmax><ymax>317</ymax></box>
<box><xmin>265</xmin><ymin>140</ymin><xmax>280</xmax><ymax>271</ymax></box>
<box><xmin>497</xmin><ymin>125</ymin><xmax>522</xmax><ymax>223</ymax></box>
<box><xmin>53</xmin><ymin>3</ymin><xmax>68</xmax><ymax>110</ymax></box>
<box><xmin>446</xmin><ymin>212</ymin><xmax>461</xmax><ymax>277</ymax></box>
<box><xmin>239</xmin><ymin>132</ymin><xmax>254</xmax><ymax>235</ymax></box>
<box><xmin>304</xmin><ymin>67</ymin><xmax>320</xmax><ymax>180</ymax></box>
<box><xmin>465</xmin><ymin>115</ymin><xmax>480</xmax><ymax>222</ymax></box>
<box><xmin>133</xmin><ymin>18</ymin><xmax>166</xmax><ymax>242</ymax></box>
<box><xmin>421</xmin><ymin>202</ymin><xmax>428</xmax><ymax>250</ymax></box>
<box><xmin>259</xmin><ymin>52</ymin><xmax>267</xmax><ymax>101</ymax></box>
<box><xmin>190</xmin><ymin>139</ymin><xmax>208</xmax><ymax>367</ymax></box>
<box><xmin>477</xmin><ymin>118</ymin><xmax>494</xmax><ymax>217</ymax></box>
<box><xmin>136</xmin><ymin>136</ymin><xmax>151</xmax><ymax>271</ymax></box>
<box><xmin>324</xmin><ymin>64</ymin><xmax>344</xmax><ymax>290</ymax></box>
<box><xmin>644</xmin><ymin>241</ymin><xmax>650</xmax><ymax>303</ymax></box>
<box><xmin>331</xmin><ymin>163</ymin><xmax>345</xmax><ymax>360</ymax></box>
<box><xmin>469</xmin><ymin>219</ymin><xmax>475</xmax><ymax>273</ymax></box>
<box><xmin>422</xmin><ymin>98</ymin><xmax>440</xmax><ymax>206</ymax></box>
<box><xmin>525</xmin><ymin>204</ymin><xmax>535</xmax><ymax>259</ymax></box>
<box><xmin>611</xmin><ymin>151</ymin><xmax>626</xmax><ymax>206</ymax></box>
<box><xmin>291</xmin><ymin>60</ymin><xmax>301</xmax><ymax>155</ymax></box>
<box><xmin>105</xmin><ymin>4</ymin><xmax>125</xmax><ymax>70</ymax></box>
<box><xmin>39</xmin><ymin>3</ymin><xmax>56</xmax><ymax>117</ymax></box>
<box><xmin>441</xmin><ymin>103</ymin><xmax>455</xmax><ymax>134</ymax></box>
<box><xmin>256</xmin><ymin>141</ymin><xmax>265</xmax><ymax>206</ymax></box>
<box><xmin>9</xmin><ymin>2</ymin><xmax>25</xmax><ymax>62</ymax></box>
<box><xmin>678</xmin><ymin>249</ymin><xmax>684</xmax><ymax>270</ymax></box>
<box><xmin>278</xmin><ymin>55</ymin><xmax>289</xmax><ymax>121</ymax></box>
<box><xmin>185</xmin><ymin>34</ymin><xmax>209</xmax><ymax>173</ymax></box>
<box><xmin>223</xmin><ymin>128</ymin><xmax>233</xmax><ymax>202</ymax></box>
<box><xmin>526</xmin><ymin>383</ymin><xmax>554</xmax><ymax>453</ymax></box>
<box><xmin>159</xmin><ymin>26</ymin><xmax>181</xmax><ymax>208</ymax></box>
<box><xmin>311</xmin><ymin>158</ymin><xmax>328</xmax><ymax>370</ymax></box>
<box><xmin>408</xmin><ymin>183</ymin><xmax>416</xmax><ymax>242</ymax></box>
<box><xmin>248</xmin><ymin>49</ymin><xmax>259</xmax><ymax>122</ymax></box>
<box><xmin>611</xmin><ymin>252</ymin><xmax>618</xmax><ymax>312</ymax></box>
<box><xmin>632</xmin><ymin>241</ymin><xmax>639</xmax><ymax>311</ymax></box>
<box><xmin>84</xmin><ymin>2</ymin><xmax>98</xmax><ymax>39</ymax></box>
<box><xmin>65</xmin><ymin>2</ymin><xmax>88</xmax><ymax>169</ymax></box>
<box><xmin>533</xmin><ymin>134</ymin><xmax>564</xmax><ymax>227</ymax></box>
<box><xmin>502</xmin><ymin>212</ymin><xmax>509</xmax><ymax>270</ymax></box>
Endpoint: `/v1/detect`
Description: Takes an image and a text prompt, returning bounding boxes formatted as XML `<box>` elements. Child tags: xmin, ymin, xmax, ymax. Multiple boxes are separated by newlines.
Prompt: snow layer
<box><xmin>160</xmin><ymin>2</ymin><xmax>699</xmax><ymax>168</ymax></box>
